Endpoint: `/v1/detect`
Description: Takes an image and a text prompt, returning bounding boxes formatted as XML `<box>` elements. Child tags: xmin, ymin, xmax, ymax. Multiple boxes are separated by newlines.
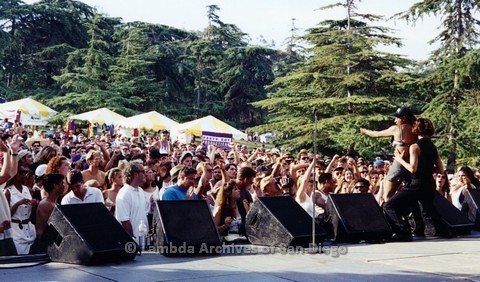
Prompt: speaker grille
<box><xmin>329</xmin><ymin>194</ymin><xmax>390</xmax><ymax>233</ymax></box>
<box><xmin>57</xmin><ymin>203</ymin><xmax>133</xmax><ymax>251</ymax></box>
<box><xmin>258</xmin><ymin>196</ymin><xmax>318</xmax><ymax>236</ymax></box>
<box><xmin>156</xmin><ymin>200</ymin><xmax>221</xmax><ymax>245</ymax></box>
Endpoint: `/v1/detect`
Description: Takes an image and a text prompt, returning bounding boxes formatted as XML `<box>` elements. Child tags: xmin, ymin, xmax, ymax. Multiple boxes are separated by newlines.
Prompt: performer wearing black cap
<box><xmin>360</xmin><ymin>107</ymin><xmax>417</xmax><ymax>202</ymax></box>
<box><xmin>384</xmin><ymin>118</ymin><xmax>444</xmax><ymax>241</ymax></box>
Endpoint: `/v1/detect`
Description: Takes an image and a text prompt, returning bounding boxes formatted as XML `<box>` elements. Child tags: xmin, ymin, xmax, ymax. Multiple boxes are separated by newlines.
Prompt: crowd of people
<box><xmin>0</xmin><ymin>107</ymin><xmax>479</xmax><ymax>255</ymax></box>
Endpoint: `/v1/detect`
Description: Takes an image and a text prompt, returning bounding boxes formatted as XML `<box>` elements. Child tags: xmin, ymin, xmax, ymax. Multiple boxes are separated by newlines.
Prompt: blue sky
<box><xmin>26</xmin><ymin>0</ymin><xmax>441</xmax><ymax>61</ymax></box>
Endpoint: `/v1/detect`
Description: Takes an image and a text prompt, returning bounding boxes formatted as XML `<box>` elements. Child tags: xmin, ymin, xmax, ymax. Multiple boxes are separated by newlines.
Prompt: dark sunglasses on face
<box><xmin>355</xmin><ymin>185</ymin><xmax>367</xmax><ymax>189</ymax></box>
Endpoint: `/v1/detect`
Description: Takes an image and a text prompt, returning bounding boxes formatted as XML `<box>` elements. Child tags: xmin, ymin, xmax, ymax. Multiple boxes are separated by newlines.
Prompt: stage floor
<box><xmin>1</xmin><ymin>232</ymin><xmax>479</xmax><ymax>281</ymax></box>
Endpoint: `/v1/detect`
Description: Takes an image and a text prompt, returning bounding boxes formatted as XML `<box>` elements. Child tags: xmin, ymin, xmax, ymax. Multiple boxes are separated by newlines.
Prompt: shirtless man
<box><xmin>81</xmin><ymin>150</ymin><xmax>106</xmax><ymax>187</ymax></box>
<box><xmin>360</xmin><ymin>106</ymin><xmax>417</xmax><ymax>201</ymax></box>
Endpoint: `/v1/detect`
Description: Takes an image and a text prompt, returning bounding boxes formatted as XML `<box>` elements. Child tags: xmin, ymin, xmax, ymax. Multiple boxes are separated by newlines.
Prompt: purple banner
<box><xmin>202</xmin><ymin>131</ymin><xmax>232</xmax><ymax>150</ymax></box>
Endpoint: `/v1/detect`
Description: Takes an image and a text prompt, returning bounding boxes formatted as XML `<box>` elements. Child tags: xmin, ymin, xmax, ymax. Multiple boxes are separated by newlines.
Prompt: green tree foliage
<box><xmin>0</xmin><ymin>0</ymin><xmax>94</xmax><ymax>95</ymax></box>
<box><xmin>110</xmin><ymin>21</ymin><xmax>197</xmax><ymax>119</ymax></box>
<box><xmin>216</xmin><ymin>46</ymin><xmax>275</xmax><ymax>128</ymax></box>
<box><xmin>52</xmin><ymin>14</ymin><xmax>123</xmax><ymax>113</ymax></box>
<box><xmin>253</xmin><ymin>0</ymin><xmax>417</xmax><ymax>158</ymax></box>
<box><xmin>186</xmin><ymin>5</ymin><xmax>249</xmax><ymax>119</ymax></box>
<box><xmin>397</xmin><ymin>0</ymin><xmax>480</xmax><ymax>170</ymax></box>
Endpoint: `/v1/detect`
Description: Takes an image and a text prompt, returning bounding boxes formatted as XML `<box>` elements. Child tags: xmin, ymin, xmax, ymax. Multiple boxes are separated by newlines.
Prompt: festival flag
<box><xmin>66</xmin><ymin>119</ymin><xmax>75</xmax><ymax>136</ymax></box>
<box><xmin>88</xmin><ymin>122</ymin><xmax>94</xmax><ymax>138</ymax></box>
<box><xmin>109</xmin><ymin>124</ymin><xmax>114</xmax><ymax>137</ymax></box>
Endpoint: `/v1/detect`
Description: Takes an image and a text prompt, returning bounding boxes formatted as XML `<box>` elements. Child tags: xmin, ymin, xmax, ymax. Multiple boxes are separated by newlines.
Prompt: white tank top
<box><xmin>159</xmin><ymin>140</ymin><xmax>171</xmax><ymax>154</ymax></box>
<box><xmin>299</xmin><ymin>194</ymin><xmax>324</xmax><ymax>219</ymax></box>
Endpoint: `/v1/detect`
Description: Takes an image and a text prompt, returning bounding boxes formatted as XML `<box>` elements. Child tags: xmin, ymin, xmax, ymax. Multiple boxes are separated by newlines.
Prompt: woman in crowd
<box><xmin>33</xmin><ymin>146</ymin><xmax>57</xmax><ymax>166</ymax></box>
<box><xmin>450</xmin><ymin>166</ymin><xmax>480</xmax><ymax>210</ymax></box>
<box><xmin>154</xmin><ymin>159</ymin><xmax>174</xmax><ymax>188</ymax></box>
<box><xmin>213</xmin><ymin>180</ymin><xmax>247</xmax><ymax>239</ymax></box>
<box><xmin>369</xmin><ymin>171</ymin><xmax>384</xmax><ymax>205</ymax></box>
<box><xmin>334</xmin><ymin>167</ymin><xmax>356</xmax><ymax>194</ymax></box>
<box><xmin>435</xmin><ymin>171</ymin><xmax>451</xmax><ymax>201</ymax></box>
<box><xmin>152</xmin><ymin>159</ymin><xmax>174</xmax><ymax>200</ymax></box>
<box><xmin>295</xmin><ymin>161</ymin><xmax>324</xmax><ymax>219</ymax></box>
<box><xmin>4</xmin><ymin>166</ymin><xmax>37</xmax><ymax>254</ymax></box>
<box><xmin>103</xmin><ymin>168</ymin><xmax>123</xmax><ymax>214</ymax></box>
<box><xmin>45</xmin><ymin>156</ymin><xmax>70</xmax><ymax>176</ymax></box>
<box><xmin>141</xmin><ymin>165</ymin><xmax>158</xmax><ymax>228</ymax></box>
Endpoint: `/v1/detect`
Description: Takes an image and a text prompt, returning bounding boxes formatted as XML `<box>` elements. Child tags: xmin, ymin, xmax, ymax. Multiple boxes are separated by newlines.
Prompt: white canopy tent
<box><xmin>170</xmin><ymin>115</ymin><xmax>247</xmax><ymax>144</ymax></box>
<box><xmin>0</xmin><ymin>97</ymin><xmax>57</xmax><ymax>126</ymax></box>
<box><xmin>115</xmin><ymin>111</ymin><xmax>178</xmax><ymax>131</ymax></box>
<box><xmin>69</xmin><ymin>107</ymin><xmax>125</xmax><ymax>125</ymax></box>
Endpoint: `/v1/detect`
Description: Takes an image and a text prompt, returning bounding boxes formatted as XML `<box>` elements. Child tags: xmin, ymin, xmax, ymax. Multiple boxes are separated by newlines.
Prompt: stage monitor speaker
<box><xmin>47</xmin><ymin>203</ymin><xmax>137</xmax><ymax>265</ymax></box>
<box><xmin>326</xmin><ymin>193</ymin><xmax>392</xmax><ymax>242</ymax></box>
<box><xmin>462</xmin><ymin>188</ymin><xmax>480</xmax><ymax>230</ymax></box>
<box><xmin>421</xmin><ymin>191</ymin><xmax>474</xmax><ymax>236</ymax></box>
<box><xmin>245</xmin><ymin>196</ymin><xmax>327</xmax><ymax>247</ymax></box>
<box><xmin>152</xmin><ymin>200</ymin><xmax>222</xmax><ymax>256</ymax></box>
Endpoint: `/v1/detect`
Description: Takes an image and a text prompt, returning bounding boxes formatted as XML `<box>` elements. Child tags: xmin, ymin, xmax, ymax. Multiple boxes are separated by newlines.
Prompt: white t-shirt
<box><xmin>115</xmin><ymin>184</ymin><xmax>149</xmax><ymax>238</ymax></box>
<box><xmin>61</xmin><ymin>187</ymin><xmax>104</xmax><ymax>205</ymax></box>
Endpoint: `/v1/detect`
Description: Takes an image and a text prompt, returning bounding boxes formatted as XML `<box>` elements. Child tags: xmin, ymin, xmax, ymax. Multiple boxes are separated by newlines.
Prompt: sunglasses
<box><xmin>122</xmin><ymin>148</ymin><xmax>129</xmax><ymax>151</ymax></box>
<box><xmin>227</xmin><ymin>158</ymin><xmax>234</xmax><ymax>160</ymax></box>
<box><xmin>354</xmin><ymin>185</ymin><xmax>367</xmax><ymax>189</ymax></box>
<box><xmin>361</xmin><ymin>171</ymin><xmax>368</xmax><ymax>173</ymax></box>
<box><xmin>301</xmin><ymin>157</ymin><xmax>310</xmax><ymax>161</ymax></box>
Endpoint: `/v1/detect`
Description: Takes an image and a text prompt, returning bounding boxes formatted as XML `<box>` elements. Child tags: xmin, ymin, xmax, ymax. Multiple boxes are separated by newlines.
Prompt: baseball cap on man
<box><xmin>179</xmin><ymin>151</ymin><xmax>193</xmax><ymax>164</ymax></box>
<box><xmin>16</xmin><ymin>150</ymin><xmax>29</xmax><ymax>160</ymax></box>
<box><xmin>35</xmin><ymin>164</ymin><xmax>48</xmax><ymax>177</ymax></box>
<box><xmin>391</xmin><ymin>106</ymin><xmax>413</xmax><ymax>118</ymax></box>
<box><xmin>374</xmin><ymin>160</ymin><xmax>385</xmax><ymax>168</ymax></box>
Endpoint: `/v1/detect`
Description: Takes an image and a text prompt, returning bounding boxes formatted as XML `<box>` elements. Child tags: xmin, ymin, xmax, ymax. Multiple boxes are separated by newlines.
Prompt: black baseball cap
<box><xmin>391</xmin><ymin>106</ymin><xmax>413</xmax><ymax>118</ymax></box>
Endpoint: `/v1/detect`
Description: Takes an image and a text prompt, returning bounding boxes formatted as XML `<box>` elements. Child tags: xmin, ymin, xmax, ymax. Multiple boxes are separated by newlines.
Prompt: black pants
<box><xmin>383</xmin><ymin>184</ymin><xmax>437</xmax><ymax>235</ymax></box>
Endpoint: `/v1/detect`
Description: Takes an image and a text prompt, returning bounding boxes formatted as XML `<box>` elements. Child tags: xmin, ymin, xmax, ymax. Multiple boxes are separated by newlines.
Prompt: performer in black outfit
<box><xmin>383</xmin><ymin>118</ymin><xmax>444</xmax><ymax>241</ymax></box>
